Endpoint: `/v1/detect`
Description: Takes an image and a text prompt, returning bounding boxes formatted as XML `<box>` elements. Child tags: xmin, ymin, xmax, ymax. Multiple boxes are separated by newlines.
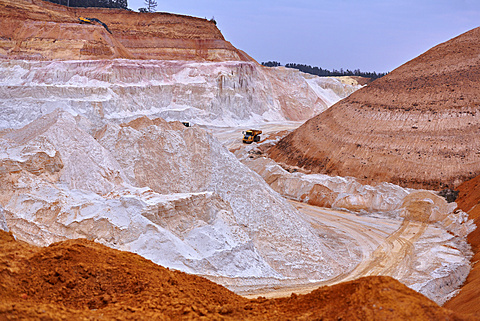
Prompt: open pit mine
<box><xmin>1</xmin><ymin>0</ymin><xmax>479</xmax><ymax>320</ymax></box>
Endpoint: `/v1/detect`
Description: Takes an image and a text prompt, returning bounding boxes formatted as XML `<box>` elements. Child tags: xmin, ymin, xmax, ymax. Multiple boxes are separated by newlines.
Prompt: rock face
<box><xmin>0</xmin><ymin>0</ymin><xmax>250</xmax><ymax>61</ymax></box>
<box><xmin>0</xmin><ymin>110</ymin><xmax>359</xmax><ymax>290</ymax></box>
<box><xmin>268</xmin><ymin>27</ymin><xmax>480</xmax><ymax>190</ymax></box>
<box><xmin>0</xmin><ymin>0</ymin><xmax>361</xmax><ymax>129</ymax></box>
<box><xmin>0</xmin><ymin>59</ymin><xmax>360</xmax><ymax>129</ymax></box>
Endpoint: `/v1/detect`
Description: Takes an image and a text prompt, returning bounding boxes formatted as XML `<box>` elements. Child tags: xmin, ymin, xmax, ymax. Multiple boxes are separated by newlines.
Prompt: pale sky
<box><xmin>128</xmin><ymin>0</ymin><xmax>480</xmax><ymax>73</ymax></box>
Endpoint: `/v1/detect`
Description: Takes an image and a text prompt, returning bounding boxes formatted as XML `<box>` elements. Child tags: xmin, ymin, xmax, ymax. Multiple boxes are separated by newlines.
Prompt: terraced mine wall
<box><xmin>0</xmin><ymin>0</ymin><xmax>250</xmax><ymax>61</ymax></box>
<box><xmin>0</xmin><ymin>59</ymin><xmax>360</xmax><ymax>129</ymax></box>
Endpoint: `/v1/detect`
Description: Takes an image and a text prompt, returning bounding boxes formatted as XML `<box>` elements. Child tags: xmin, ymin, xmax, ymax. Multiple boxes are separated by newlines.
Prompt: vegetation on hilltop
<box><xmin>262</xmin><ymin>61</ymin><xmax>388</xmax><ymax>79</ymax></box>
<box><xmin>44</xmin><ymin>0</ymin><xmax>128</xmax><ymax>9</ymax></box>
<box><xmin>139</xmin><ymin>0</ymin><xmax>157</xmax><ymax>12</ymax></box>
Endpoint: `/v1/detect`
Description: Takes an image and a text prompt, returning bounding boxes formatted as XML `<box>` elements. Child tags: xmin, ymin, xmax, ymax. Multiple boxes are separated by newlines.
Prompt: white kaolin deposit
<box><xmin>0</xmin><ymin>59</ymin><xmax>360</xmax><ymax>130</ymax></box>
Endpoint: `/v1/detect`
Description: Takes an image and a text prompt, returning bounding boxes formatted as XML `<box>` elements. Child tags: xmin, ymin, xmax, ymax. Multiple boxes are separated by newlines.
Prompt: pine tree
<box><xmin>144</xmin><ymin>0</ymin><xmax>157</xmax><ymax>12</ymax></box>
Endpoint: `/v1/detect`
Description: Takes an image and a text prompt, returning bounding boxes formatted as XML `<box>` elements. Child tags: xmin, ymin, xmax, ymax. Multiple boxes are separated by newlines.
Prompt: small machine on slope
<box><xmin>242</xmin><ymin>130</ymin><xmax>262</xmax><ymax>144</ymax></box>
<box><xmin>78</xmin><ymin>17</ymin><xmax>112</xmax><ymax>34</ymax></box>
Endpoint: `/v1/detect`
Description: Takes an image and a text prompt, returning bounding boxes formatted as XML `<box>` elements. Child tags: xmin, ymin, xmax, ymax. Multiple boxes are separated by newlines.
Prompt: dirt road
<box><xmin>203</xmin><ymin>122</ymin><xmax>302</xmax><ymax>149</ymax></box>
<box><xmin>244</xmin><ymin>201</ymin><xmax>428</xmax><ymax>298</ymax></box>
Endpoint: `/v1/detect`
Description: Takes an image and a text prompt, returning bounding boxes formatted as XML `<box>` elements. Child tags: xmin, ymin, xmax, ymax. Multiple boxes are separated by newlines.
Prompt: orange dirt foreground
<box><xmin>0</xmin><ymin>231</ymin><xmax>474</xmax><ymax>320</ymax></box>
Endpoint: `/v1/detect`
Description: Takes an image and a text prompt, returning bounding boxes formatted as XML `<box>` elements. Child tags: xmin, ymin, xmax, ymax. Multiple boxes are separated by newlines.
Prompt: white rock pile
<box><xmin>0</xmin><ymin>110</ymin><xmax>359</xmax><ymax>290</ymax></box>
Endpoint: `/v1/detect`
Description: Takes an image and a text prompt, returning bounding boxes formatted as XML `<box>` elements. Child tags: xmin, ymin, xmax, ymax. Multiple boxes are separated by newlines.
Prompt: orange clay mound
<box><xmin>268</xmin><ymin>26</ymin><xmax>480</xmax><ymax>190</ymax></box>
<box><xmin>0</xmin><ymin>231</ymin><xmax>473</xmax><ymax>320</ymax></box>
<box><xmin>0</xmin><ymin>0</ymin><xmax>253</xmax><ymax>61</ymax></box>
<box><xmin>444</xmin><ymin>176</ymin><xmax>480</xmax><ymax>316</ymax></box>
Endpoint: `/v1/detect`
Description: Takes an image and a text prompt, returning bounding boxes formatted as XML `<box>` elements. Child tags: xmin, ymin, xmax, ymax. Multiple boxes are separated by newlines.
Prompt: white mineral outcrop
<box><xmin>0</xmin><ymin>59</ymin><xmax>360</xmax><ymax>130</ymax></box>
<box><xmin>0</xmin><ymin>110</ymin><xmax>359</xmax><ymax>285</ymax></box>
<box><xmin>239</xmin><ymin>154</ymin><xmax>476</xmax><ymax>238</ymax></box>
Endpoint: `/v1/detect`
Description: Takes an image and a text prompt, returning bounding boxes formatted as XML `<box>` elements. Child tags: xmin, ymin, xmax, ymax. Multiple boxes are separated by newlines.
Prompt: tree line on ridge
<box><xmin>44</xmin><ymin>0</ymin><xmax>128</xmax><ymax>9</ymax></box>
<box><xmin>261</xmin><ymin>61</ymin><xmax>387</xmax><ymax>79</ymax></box>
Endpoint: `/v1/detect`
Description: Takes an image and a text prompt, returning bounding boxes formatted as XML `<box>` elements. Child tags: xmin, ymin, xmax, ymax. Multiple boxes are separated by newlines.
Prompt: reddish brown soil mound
<box><xmin>444</xmin><ymin>177</ymin><xmax>480</xmax><ymax>315</ymax></box>
<box><xmin>0</xmin><ymin>0</ymin><xmax>252</xmax><ymax>61</ymax></box>
<box><xmin>0</xmin><ymin>231</ymin><xmax>473</xmax><ymax>320</ymax></box>
<box><xmin>268</xmin><ymin>26</ymin><xmax>480</xmax><ymax>190</ymax></box>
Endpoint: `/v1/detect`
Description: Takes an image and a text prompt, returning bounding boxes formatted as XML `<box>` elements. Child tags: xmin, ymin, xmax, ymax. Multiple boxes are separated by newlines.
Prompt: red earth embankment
<box><xmin>444</xmin><ymin>177</ymin><xmax>480</xmax><ymax>316</ymax></box>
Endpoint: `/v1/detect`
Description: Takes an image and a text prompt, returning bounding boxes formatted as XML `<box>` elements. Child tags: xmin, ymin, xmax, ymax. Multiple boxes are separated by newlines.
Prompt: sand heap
<box><xmin>0</xmin><ymin>231</ymin><xmax>471</xmax><ymax>320</ymax></box>
<box><xmin>0</xmin><ymin>206</ymin><xmax>7</xmax><ymax>232</ymax></box>
<box><xmin>0</xmin><ymin>109</ymin><xmax>361</xmax><ymax>291</ymax></box>
<box><xmin>0</xmin><ymin>0</ymin><xmax>250</xmax><ymax>61</ymax></box>
<box><xmin>268</xmin><ymin>26</ymin><xmax>480</xmax><ymax>190</ymax></box>
<box><xmin>0</xmin><ymin>59</ymin><xmax>360</xmax><ymax>130</ymax></box>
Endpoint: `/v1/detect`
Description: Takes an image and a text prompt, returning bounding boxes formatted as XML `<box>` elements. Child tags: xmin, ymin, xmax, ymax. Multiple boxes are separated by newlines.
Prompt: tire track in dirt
<box><xmin>357</xmin><ymin>220</ymin><xmax>427</xmax><ymax>279</ymax></box>
<box><xmin>245</xmin><ymin>201</ymin><xmax>427</xmax><ymax>298</ymax></box>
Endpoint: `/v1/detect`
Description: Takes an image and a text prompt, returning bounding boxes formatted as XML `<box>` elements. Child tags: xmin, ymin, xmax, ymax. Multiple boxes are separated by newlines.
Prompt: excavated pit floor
<box><xmin>208</xmin><ymin>123</ymin><xmax>474</xmax><ymax>304</ymax></box>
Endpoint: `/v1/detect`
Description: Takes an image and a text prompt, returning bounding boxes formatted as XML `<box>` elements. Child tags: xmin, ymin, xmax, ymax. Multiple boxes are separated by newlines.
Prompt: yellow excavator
<box><xmin>78</xmin><ymin>17</ymin><xmax>112</xmax><ymax>34</ymax></box>
<box><xmin>242</xmin><ymin>130</ymin><xmax>262</xmax><ymax>144</ymax></box>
